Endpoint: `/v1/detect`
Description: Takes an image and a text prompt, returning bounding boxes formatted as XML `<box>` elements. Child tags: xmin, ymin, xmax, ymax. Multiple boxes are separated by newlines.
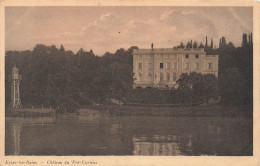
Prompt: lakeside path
<box><xmin>76</xmin><ymin>105</ymin><xmax>252</xmax><ymax>118</ymax></box>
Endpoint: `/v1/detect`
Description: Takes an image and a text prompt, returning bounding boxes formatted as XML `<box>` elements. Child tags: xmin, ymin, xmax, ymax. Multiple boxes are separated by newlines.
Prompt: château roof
<box><xmin>133</xmin><ymin>48</ymin><xmax>206</xmax><ymax>55</ymax></box>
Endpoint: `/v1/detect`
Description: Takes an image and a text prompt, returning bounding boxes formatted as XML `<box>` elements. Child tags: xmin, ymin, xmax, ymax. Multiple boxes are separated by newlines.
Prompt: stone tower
<box><xmin>10</xmin><ymin>66</ymin><xmax>22</xmax><ymax>108</ymax></box>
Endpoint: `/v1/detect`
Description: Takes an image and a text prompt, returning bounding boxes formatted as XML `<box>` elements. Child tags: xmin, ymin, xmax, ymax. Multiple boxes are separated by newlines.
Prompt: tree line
<box><xmin>175</xmin><ymin>33</ymin><xmax>252</xmax><ymax>106</ymax></box>
<box><xmin>5</xmin><ymin>33</ymin><xmax>253</xmax><ymax>111</ymax></box>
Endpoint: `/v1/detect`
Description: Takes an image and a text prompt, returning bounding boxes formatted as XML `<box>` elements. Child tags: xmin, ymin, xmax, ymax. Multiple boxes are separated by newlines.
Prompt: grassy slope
<box><xmin>77</xmin><ymin>105</ymin><xmax>252</xmax><ymax>118</ymax></box>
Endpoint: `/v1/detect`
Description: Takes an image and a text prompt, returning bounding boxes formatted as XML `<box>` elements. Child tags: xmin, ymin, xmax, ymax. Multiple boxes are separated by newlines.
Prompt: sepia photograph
<box><xmin>3</xmin><ymin>5</ymin><xmax>254</xmax><ymax>158</ymax></box>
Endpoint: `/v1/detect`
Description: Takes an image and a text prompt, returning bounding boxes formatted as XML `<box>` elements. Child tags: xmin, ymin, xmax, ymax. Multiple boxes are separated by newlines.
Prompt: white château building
<box><xmin>133</xmin><ymin>47</ymin><xmax>218</xmax><ymax>89</ymax></box>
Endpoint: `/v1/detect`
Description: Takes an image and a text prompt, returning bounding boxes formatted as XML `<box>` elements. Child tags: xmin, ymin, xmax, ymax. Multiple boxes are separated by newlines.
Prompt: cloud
<box><xmin>158</xmin><ymin>9</ymin><xmax>219</xmax><ymax>41</ymax></box>
<box><xmin>5</xmin><ymin>7</ymin><xmax>253</xmax><ymax>55</ymax></box>
<box><xmin>228</xmin><ymin>7</ymin><xmax>251</xmax><ymax>32</ymax></box>
<box><xmin>159</xmin><ymin>10</ymin><xmax>175</xmax><ymax>20</ymax></box>
<box><xmin>100</xmin><ymin>13</ymin><xmax>115</xmax><ymax>21</ymax></box>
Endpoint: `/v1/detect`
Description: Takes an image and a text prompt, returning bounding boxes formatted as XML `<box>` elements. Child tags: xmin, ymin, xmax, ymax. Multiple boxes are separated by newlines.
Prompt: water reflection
<box><xmin>133</xmin><ymin>135</ymin><xmax>181</xmax><ymax>155</ymax></box>
<box><xmin>5</xmin><ymin>115</ymin><xmax>252</xmax><ymax>156</ymax></box>
<box><xmin>6</xmin><ymin>117</ymin><xmax>56</xmax><ymax>155</ymax></box>
<box><xmin>11</xmin><ymin>122</ymin><xmax>20</xmax><ymax>155</ymax></box>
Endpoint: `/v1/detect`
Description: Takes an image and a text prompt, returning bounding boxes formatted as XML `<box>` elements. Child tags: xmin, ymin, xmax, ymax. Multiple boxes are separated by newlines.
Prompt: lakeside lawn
<box><xmin>77</xmin><ymin>105</ymin><xmax>252</xmax><ymax>118</ymax></box>
<box><xmin>5</xmin><ymin>104</ymin><xmax>252</xmax><ymax>118</ymax></box>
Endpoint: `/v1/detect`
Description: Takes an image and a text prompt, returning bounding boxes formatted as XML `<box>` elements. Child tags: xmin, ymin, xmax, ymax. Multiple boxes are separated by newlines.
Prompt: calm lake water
<box><xmin>5</xmin><ymin>112</ymin><xmax>252</xmax><ymax>156</ymax></box>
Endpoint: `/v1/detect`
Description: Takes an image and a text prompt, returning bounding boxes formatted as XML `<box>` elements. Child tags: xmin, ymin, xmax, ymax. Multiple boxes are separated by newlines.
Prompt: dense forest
<box><xmin>5</xmin><ymin>33</ymin><xmax>253</xmax><ymax>111</ymax></box>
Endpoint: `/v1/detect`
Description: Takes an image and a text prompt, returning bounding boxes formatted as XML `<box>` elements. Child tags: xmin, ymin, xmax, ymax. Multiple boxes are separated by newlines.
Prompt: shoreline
<box><xmin>5</xmin><ymin>108</ymin><xmax>56</xmax><ymax>117</ymax></box>
<box><xmin>5</xmin><ymin>105</ymin><xmax>252</xmax><ymax>118</ymax></box>
<box><xmin>76</xmin><ymin>105</ymin><xmax>252</xmax><ymax>118</ymax></box>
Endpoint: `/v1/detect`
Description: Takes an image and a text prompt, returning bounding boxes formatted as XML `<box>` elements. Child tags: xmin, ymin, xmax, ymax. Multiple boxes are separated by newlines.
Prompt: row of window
<box><xmin>159</xmin><ymin>62</ymin><xmax>177</xmax><ymax>69</ymax></box>
<box><xmin>167</xmin><ymin>62</ymin><xmax>213</xmax><ymax>70</ymax></box>
<box><xmin>136</xmin><ymin>54</ymin><xmax>200</xmax><ymax>59</ymax></box>
<box><xmin>138</xmin><ymin>73</ymin><xmax>178</xmax><ymax>81</ymax></box>
<box><xmin>183</xmin><ymin>63</ymin><xmax>199</xmax><ymax>70</ymax></box>
<box><xmin>136</xmin><ymin>54</ymin><xmax>177</xmax><ymax>59</ymax></box>
<box><xmin>185</xmin><ymin>54</ymin><xmax>199</xmax><ymax>59</ymax></box>
<box><xmin>138</xmin><ymin>62</ymin><xmax>213</xmax><ymax>70</ymax></box>
<box><xmin>160</xmin><ymin>73</ymin><xmax>177</xmax><ymax>81</ymax></box>
<box><xmin>138</xmin><ymin>62</ymin><xmax>177</xmax><ymax>70</ymax></box>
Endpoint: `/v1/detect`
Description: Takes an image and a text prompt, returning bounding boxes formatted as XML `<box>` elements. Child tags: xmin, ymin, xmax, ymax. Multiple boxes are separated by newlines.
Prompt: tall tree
<box><xmin>205</xmin><ymin>36</ymin><xmax>208</xmax><ymax>48</ymax></box>
<box><xmin>32</xmin><ymin>44</ymin><xmax>48</xmax><ymax>56</ymax></box>
<box><xmin>177</xmin><ymin>42</ymin><xmax>185</xmax><ymax>48</ymax></box>
<box><xmin>89</xmin><ymin>49</ymin><xmax>94</xmax><ymax>56</ymax></box>
<box><xmin>48</xmin><ymin>45</ymin><xmax>59</xmax><ymax>56</ymax></box>
<box><xmin>198</xmin><ymin>42</ymin><xmax>204</xmax><ymax>48</ymax></box>
<box><xmin>59</xmin><ymin>44</ymin><xmax>65</xmax><ymax>56</ymax></box>
<box><xmin>186</xmin><ymin>41</ymin><xmax>192</xmax><ymax>48</ymax></box>
<box><xmin>250</xmin><ymin>33</ymin><xmax>253</xmax><ymax>46</ymax></box>
<box><xmin>193</xmin><ymin>41</ymin><xmax>198</xmax><ymax>48</ymax></box>
<box><xmin>242</xmin><ymin>33</ymin><xmax>248</xmax><ymax>47</ymax></box>
<box><xmin>219</xmin><ymin>68</ymin><xmax>245</xmax><ymax>105</ymax></box>
<box><xmin>219</xmin><ymin>37</ymin><xmax>227</xmax><ymax>49</ymax></box>
<box><xmin>76</xmin><ymin>48</ymin><xmax>85</xmax><ymax>56</ymax></box>
<box><xmin>210</xmin><ymin>38</ymin><xmax>213</xmax><ymax>49</ymax></box>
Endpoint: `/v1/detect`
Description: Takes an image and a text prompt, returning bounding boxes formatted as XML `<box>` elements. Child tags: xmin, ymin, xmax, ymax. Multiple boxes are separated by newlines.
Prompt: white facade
<box><xmin>133</xmin><ymin>48</ymin><xmax>218</xmax><ymax>89</ymax></box>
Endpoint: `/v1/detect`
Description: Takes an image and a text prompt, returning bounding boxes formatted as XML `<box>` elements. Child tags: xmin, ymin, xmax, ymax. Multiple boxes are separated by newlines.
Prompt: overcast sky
<box><xmin>5</xmin><ymin>7</ymin><xmax>252</xmax><ymax>55</ymax></box>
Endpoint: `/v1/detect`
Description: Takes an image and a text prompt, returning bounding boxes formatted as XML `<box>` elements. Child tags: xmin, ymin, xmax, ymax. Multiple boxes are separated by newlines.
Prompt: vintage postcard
<box><xmin>0</xmin><ymin>0</ymin><xmax>259</xmax><ymax>166</ymax></box>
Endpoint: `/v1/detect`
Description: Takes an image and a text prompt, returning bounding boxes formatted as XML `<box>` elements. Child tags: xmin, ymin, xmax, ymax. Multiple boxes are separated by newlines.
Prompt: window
<box><xmin>185</xmin><ymin>54</ymin><xmax>189</xmax><ymax>58</ymax></box>
<box><xmin>148</xmin><ymin>73</ymin><xmax>153</xmax><ymax>81</ymax></box>
<box><xmin>139</xmin><ymin>73</ymin><xmax>142</xmax><ymax>81</ymax></box>
<box><xmin>148</xmin><ymin>62</ymin><xmax>153</xmax><ymax>70</ymax></box>
<box><xmin>138</xmin><ymin>63</ymin><xmax>142</xmax><ymax>70</ymax></box>
<box><xmin>185</xmin><ymin>63</ymin><xmax>190</xmax><ymax>70</ymax></box>
<box><xmin>195</xmin><ymin>54</ymin><xmax>199</xmax><ymax>58</ymax></box>
<box><xmin>160</xmin><ymin>73</ymin><xmax>164</xmax><ymax>81</ymax></box>
<box><xmin>208</xmin><ymin>63</ymin><xmax>213</xmax><ymax>70</ymax></box>
<box><xmin>171</xmin><ymin>54</ymin><xmax>177</xmax><ymax>58</ymax></box>
<box><xmin>15</xmin><ymin>93</ymin><xmax>18</xmax><ymax>98</ymax></box>
<box><xmin>195</xmin><ymin>63</ymin><xmax>199</xmax><ymax>70</ymax></box>
<box><xmin>173</xmin><ymin>62</ymin><xmax>177</xmax><ymax>70</ymax></box>
<box><xmin>166</xmin><ymin>62</ymin><xmax>170</xmax><ymax>69</ymax></box>
<box><xmin>167</xmin><ymin>73</ymin><xmax>170</xmax><ymax>81</ymax></box>
<box><xmin>173</xmin><ymin>73</ymin><xmax>177</xmax><ymax>81</ymax></box>
<box><xmin>160</xmin><ymin>63</ymin><xmax>164</xmax><ymax>69</ymax></box>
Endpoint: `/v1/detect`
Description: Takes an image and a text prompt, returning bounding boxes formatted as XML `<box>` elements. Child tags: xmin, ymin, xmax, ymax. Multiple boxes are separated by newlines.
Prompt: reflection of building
<box><xmin>12</xmin><ymin>122</ymin><xmax>21</xmax><ymax>155</ymax></box>
<box><xmin>133</xmin><ymin>47</ymin><xmax>218</xmax><ymax>89</ymax></box>
<box><xmin>7</xmin><ymin>117</ymin><xmax>55</xmax><ymax>155</ymax></box>
<box><xmin>132</xmin><ymin>135</ymin><xmax>182</xmax><ymax>155</ymax></box>
<box><xmin>10</xmin><ymin>66</ymin><xmax>22</xmax><ymax>108</ymax></box>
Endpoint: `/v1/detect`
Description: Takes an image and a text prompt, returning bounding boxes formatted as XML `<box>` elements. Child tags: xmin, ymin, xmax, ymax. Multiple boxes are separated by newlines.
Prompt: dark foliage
<box><xmin>5</xmin><ymin>45</ymin><xmax>135</xmax><ymax>111</ymax></box>
<box><xmin>5</xmin><ymin>33</ymin><xmax>253</xmax><ymax>111</ymax></box>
